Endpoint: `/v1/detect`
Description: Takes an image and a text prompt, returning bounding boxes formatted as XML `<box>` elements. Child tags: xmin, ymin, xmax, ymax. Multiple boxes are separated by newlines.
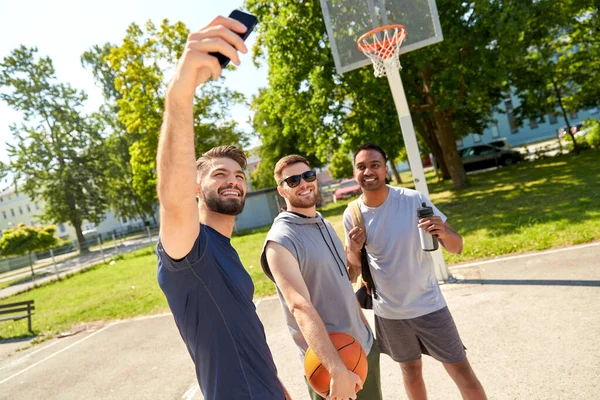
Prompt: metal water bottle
<box><xmin>417</xmin><ymin>202</ymin><xmax>439</xmax><ymax>251</ymax></box>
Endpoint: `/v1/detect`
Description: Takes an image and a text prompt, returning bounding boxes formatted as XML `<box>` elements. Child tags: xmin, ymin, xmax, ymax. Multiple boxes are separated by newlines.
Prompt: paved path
<box><xmin>0</xmin><ymin>242</ymin><xmax>598</xmax><ymax>399</ymax></box>
<box><xmin>0</xmin><ymin>237</ymin><xmax>155</xmax><ymax>299</ymax></box>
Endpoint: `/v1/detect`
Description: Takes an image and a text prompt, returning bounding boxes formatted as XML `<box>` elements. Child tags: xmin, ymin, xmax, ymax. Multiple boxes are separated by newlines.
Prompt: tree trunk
<box><xmin>552</xmin><ymin>78</ymin><xmax>579</xmax><ymax>154</ymax></box>
<box><xmin>28</xmin><ymin>251</ymin><xmax>35</xmax><ymax>281</ymax></box>
<box><xmin>74</xmin><ymin>223</ymin><xmax>88</xmax><ymax>254</ymax></box>
<box><xmin>420</xmin><ymin>114</ymin><xmax>451</xmax><ymax>180</ymax></box>
<box><xmin>418</xmin><ymin>66</ymin><xmax>466</xmax><ymax>187</ymax></box>
<box><xmin>433</xmin><ymin>111</ymin><xmax>469</xmax><ymax>189</ymax></box>
<box><xmin>389</xmin><ymin>161</ymin><xmax>402</xmax><ymax>184</ymax></box>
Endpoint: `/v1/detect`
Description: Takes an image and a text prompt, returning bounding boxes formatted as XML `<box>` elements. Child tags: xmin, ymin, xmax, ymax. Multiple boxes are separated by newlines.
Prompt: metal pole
<box><xmin>98</xmin><ymin>236</ymin><xmax>106</xmax><ymax>264</ymax></box>
<box><xmin>50</xmin><ymin>248</ymin><xmax>59</xmax><ymax>280</ymax></box>
<box><xmin>146</xmin><ymin>226</ymin><xmax>153</xmax><ymax>247</ymax></box>
<box><xmin>384</xmin><ymin>65</ymin><xmax>450</xmax><ymax>282</ymax></box>
<box><xmin>112</xmin><ymin>233</ymin><xmax>121</xmax><ymax>256</ymax></box>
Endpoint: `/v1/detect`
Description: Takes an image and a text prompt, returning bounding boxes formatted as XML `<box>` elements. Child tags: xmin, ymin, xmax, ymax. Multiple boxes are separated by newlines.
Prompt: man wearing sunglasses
<box><xmin>260</xmin><ymin>155</ymin><xmax>382</xmax><ymax>400</ymax></box>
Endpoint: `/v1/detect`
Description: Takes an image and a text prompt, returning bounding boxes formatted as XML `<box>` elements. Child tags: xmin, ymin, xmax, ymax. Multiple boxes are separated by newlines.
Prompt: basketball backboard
<box><xmin>319</xmin><ymin>0</ymin><xmax>443</xmax><ymax>74</ymax></box>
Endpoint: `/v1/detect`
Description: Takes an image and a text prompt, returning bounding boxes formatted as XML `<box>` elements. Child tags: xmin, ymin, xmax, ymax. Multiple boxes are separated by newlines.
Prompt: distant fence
<box><xmin>0</xmin><ymin>255</ymin><xmax>32</xmax><ymax>274</ymax></box>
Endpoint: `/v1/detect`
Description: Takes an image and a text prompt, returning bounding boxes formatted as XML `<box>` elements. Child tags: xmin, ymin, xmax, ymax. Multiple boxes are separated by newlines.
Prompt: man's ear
<box><xmin>277</xmin><ymin>185</ymin><xmax>286</xmax><ymax>198</ymax></box>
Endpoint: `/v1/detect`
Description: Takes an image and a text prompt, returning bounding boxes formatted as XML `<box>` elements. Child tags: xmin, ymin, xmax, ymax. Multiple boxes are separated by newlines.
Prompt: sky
<box><xmin>0</xmin><ymin>0</ymin><xmax>268</xmax><ymax>165</ymax></box>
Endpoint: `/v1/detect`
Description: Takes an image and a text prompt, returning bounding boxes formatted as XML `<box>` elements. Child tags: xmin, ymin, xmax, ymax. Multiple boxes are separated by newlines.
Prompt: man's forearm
<box><xmin>346</xmin><ymin>247</ymin><xmax>362</xmax><ymax>282</ymax></box>
<box><xmin>357</xmin><ymin>299</ymin><xmax>370</xmax><ymax>328</ymax></box>
<box><xmin>291</xmin><ymin>300</ymin><xmax>346</xmax><ymax>375</ymax></box>
<box><xmin>156</xmin><ymin>94</ymin><xmax>197</xmax><ymax>209</ymax></box>
<box><xmin>439</xmin><ymin>226</ymin><xmax>463</xmax><ymax>254</ymax></box>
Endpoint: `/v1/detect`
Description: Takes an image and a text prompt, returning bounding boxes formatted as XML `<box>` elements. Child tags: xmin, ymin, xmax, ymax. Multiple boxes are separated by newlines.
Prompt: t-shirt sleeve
<box><xmin>156</xmin><ymin>225</ymin><xmax>207</xmax><ymax>270</ymax></box>
<box><xmin>342</xmin><ymin>208</ymin><xmax>354</xmax><ymax>246</ymax></box>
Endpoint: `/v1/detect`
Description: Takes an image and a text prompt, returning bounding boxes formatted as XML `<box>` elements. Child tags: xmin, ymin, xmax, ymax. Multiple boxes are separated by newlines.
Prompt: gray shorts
<box><xmin>375</xmin><ymin>306</ymin><xmax>467</xmax><ymax>364</ymax></box>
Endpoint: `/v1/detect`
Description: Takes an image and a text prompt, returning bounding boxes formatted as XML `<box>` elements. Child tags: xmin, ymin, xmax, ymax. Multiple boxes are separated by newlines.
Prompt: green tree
<box><xmin>508</xmin><ymin>1</ymin><xmax>597</xmax><ymax>154</ymax></box>
<box><xmin>250</xmin><ymin>88</ymin><xmax>323</xmax><ymax>189</ymax></box>
<box><xmin>247</xmin><ymin>0</ymin><xmax>409</xmax><ymax>188</ymax></box>
<box><xmin>247</xmin><ymin>0</ymin><xmax>526</xmax><ymax>189</ymax></box>
<box><xmin>328</xmin><ymin>150</ymin><xmax>354</xmax><ymax>180</ymax></box>
<box><xmin>565</xmin><ymin>5</ymin><xmax>600</xmax><ymax>110</ymax></box>
<box><xmin>0</xmin><ymin>223</ymin><xmax>59</xmax><ymax>280</ymax></box>
<box><xmin>0</xmin><ymin>161</ymin><xmax>7</xmax><ymax>181</ymax></box>
<box><xmin>93</xmin><ymin>20</ymin><xmax>247</xmax><ymax>205</ymax></box>
<box><xmin>81</xmin><ymin>44</ymin><xmax>157</xmax><ymax>224</ymax></box>
<box><xmin>0</xmin><ymin>46</ymin><xmax>108</xmax><ymax>253</ymax></box>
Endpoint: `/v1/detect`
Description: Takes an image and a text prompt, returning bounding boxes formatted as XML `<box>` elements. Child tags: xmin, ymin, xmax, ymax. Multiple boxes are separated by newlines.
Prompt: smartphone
<box><xmin>210</xmin><ymin>10</ymin><xmax>258</xmax><ymax>69</ymax></box>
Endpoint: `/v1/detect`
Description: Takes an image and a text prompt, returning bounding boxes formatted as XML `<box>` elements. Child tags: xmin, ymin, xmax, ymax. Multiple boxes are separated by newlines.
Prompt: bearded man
<box><xmin>260</xmin><ymin>155</ymin><xmax>383</xmax><ymax>400</ymax></box>
<box><xmin>155</xmin><ymin>14</ymin><xmax>289</xmax><ymax>400</ymax></box>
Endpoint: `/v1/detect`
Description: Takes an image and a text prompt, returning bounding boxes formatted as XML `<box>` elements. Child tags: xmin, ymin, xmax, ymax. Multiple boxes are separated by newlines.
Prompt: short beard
<box><xmin>288</xmin><ymin>192</ymin><xmax>318</xmax><ymax>209</ymax></box>
<box><xmin>202</xmin><ymin>190</ymin><xmax>245</xmax><ymax>216</ymax></box>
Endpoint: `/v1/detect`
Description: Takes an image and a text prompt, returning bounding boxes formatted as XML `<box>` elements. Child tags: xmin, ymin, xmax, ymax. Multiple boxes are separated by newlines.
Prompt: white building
<box><xmin>0</xmin><ymin>186</ymin><xmax>153</xmax><ymax>242</ymax></box>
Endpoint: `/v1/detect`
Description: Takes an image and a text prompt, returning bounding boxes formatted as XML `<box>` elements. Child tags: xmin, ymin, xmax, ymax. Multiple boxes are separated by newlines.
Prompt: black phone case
<box><xmin>209</xmin><ymin>10</ymin><xmax>257</xmax><ymax>68</ymax></box>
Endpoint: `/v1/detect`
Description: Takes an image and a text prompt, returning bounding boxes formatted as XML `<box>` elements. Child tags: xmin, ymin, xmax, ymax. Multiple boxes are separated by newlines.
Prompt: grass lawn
<box><xmin>0</xmin><ymin>246</ymin><xmax>167</xmax><ymax>341</ymax></box>
<box><xmin>1</xmin><ymin>149</ymin><xmax>598</xmax><ymax>340</ymax></box>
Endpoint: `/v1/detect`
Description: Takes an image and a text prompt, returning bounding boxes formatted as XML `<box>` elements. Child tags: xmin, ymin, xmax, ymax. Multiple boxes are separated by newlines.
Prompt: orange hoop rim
<box><xmin>357</xmin><ymin>24</ymin><xmax>407</xmax><ymax>55</ymax></box>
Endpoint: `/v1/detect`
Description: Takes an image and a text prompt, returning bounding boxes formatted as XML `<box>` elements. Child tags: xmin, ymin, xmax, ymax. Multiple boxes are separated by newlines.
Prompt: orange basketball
<box><xmin>304</xmin><ymin>332</ymin><xmax>368</xmax><ymax>397</ymax></box>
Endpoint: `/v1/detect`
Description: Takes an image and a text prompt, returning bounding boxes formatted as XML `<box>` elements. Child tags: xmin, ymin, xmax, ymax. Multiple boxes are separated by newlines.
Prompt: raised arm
<box><xmin>157</xmin><ymin>16</ymin><xmax>248</xmax><ymax>259</ymax></box>
<box><xmin>265</xmin><ymin>242</ymin><xmax>363</xmax><ymax>400</ymax></box>
<box><xmin>343</xmin><ymin>212</ymin><xmax>365</xmax><ymax>282</ymax></box>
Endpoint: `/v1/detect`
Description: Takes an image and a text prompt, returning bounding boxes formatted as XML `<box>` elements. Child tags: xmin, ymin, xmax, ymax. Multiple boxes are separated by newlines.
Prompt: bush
<box><xmin>585</xmin><ymin>123</ymin><xmax>600</xmax><ymax>149</ymax></box>
<box><xmin>563</xmin><ymin>135</ymin><xmax>590</xmax><ymax>152</ymax></box>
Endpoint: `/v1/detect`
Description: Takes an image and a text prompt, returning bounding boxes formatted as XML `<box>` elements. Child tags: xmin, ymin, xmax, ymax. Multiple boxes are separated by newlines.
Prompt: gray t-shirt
<box><xmin>261</xmin><ymin>212</ymin><xmax>373</xmax><ymax>361</ymax></box>
<box><xmin>343</xmin><ymin>186</ymin><xmax>447</xmax><ymax>320</ymax></box>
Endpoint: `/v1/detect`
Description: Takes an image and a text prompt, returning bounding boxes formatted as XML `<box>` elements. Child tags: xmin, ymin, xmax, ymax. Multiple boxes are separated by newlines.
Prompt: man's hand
<box><xmin>347</xmin><ymin>226</ymin><xmax>366</xmax><ymax>253</ymax></box>
<box><xmin>168</xmin><ymin>16</ymin><xmax>248</xmax><ymax>102</ymax></box>
<box><xmin>418</xmin><ymin>217</ymin><xmax>463</xmax><ymax>254</ymax></box>
<box><xmin>418</xmin><ymin>216</ymin><xmax>449</xmax><ymax>240</ymax></box>
<box><xmin>329</xmin><ymin>368</ymin><xmax>363</xmax><ymax>400</ymax></box>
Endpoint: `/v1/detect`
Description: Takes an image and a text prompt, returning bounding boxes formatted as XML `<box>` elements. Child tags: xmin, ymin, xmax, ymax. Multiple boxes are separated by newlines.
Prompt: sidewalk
<box><xmin>0</xmin><ymin>242</ymin><xmax>598</xmax><ymax>399</ymax></box>
<box><xmin>0</xmin><ymin>236</ymin><xmax>155</xmax><ymax>299</ymax></box>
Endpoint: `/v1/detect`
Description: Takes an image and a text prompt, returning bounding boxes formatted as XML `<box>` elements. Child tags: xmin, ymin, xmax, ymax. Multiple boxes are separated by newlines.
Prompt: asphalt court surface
<box><xmin>0</xmin><ymin>242</ymin><xmax>599</xmax><ymax>399</ymax></box>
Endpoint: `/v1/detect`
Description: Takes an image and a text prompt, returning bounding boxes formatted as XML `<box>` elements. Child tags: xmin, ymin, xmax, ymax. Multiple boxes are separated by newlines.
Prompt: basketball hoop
<box><xmin>357</xmin><ymin>25</ymin><xmax>406</xmax><ymax>77</ymax></box>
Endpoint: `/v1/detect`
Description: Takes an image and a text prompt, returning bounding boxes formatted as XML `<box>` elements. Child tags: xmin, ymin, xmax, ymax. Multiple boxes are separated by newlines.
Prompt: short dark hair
<box><xmin>274</xmin><ymin>155</ymin><xmax>311</xmax><ymax>184</ymax></box>
<box><xmin>196</xmin><ymin>145</ymin><xmax>247</xmax><ymax>175</ymax></box>
<box><xmin>354</xmin><ymin>143</ymin><xmax>387</xmax><ymax>163</ymax></box>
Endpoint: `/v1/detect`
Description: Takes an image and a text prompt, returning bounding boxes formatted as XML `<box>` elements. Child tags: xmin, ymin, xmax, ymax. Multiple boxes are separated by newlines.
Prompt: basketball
<box><xmin>304</xmin><ymin>332</ymin><xmax>368</xmax><ymax>397</ymax></box>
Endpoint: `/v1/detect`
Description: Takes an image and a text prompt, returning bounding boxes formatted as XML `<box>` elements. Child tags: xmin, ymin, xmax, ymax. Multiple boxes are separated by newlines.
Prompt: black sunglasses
<box><xmin>279</xmin><ymin>170</ymin><xmax>317</xmax><ymax>188</ymax></box>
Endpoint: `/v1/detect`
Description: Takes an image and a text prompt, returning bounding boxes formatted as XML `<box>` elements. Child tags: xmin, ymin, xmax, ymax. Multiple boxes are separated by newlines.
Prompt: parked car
<box><xmin>82</xmin><ymin>228</ymin><xmax>100</xmax><ymax>244</ymax></box>
<box><xmin>334</xmin><ymin>179</ymin><xmax>362</xmax><ymax>201</ymax></box>
<box><xmin>488</xmin><ymin>138</ymin><xmax>511</xmax><ymax>150</ymax></box>
<box><xmin>558</xmin><ymin>124</ymin><xmax>583</xmax><ymax>138</ymax></box>
<box><xmin>459</xmin><ymin>144</ymin><xmax>524</xmax><ymax>172</ymax></box>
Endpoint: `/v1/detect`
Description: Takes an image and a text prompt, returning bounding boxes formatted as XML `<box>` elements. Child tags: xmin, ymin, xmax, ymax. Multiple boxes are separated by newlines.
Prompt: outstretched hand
<box><xmin>168</xmin><ymin>16</ymin><xmax>248</xmax><ymax>102</ymax></box>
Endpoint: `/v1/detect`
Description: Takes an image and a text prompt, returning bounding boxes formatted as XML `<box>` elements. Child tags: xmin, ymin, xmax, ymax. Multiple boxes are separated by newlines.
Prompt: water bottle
<box><xmin>417</xmin><ymin>202</ymin><xmax>439</xmax><ymax>251</ymax></box>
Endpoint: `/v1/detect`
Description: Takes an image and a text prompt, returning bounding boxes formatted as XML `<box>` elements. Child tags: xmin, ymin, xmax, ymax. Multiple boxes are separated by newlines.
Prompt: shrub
<box><xmin>585</xmin><ymin>122</ymin><xmax>600</xmax><ymax>149</ymax></box>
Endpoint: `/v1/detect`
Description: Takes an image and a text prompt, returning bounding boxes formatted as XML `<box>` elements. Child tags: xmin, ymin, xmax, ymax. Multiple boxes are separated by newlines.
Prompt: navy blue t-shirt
<box><xmin>157</xmin><ymin>224</ymin><xmax>284</xmax><ymax>400</ymax></box>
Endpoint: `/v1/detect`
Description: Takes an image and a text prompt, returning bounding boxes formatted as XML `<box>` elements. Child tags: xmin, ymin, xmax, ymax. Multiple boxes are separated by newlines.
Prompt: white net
<box><xmin>358</xmin><ymin>26</ymin><xmax>406</xmax><ymax>77</ymax></box>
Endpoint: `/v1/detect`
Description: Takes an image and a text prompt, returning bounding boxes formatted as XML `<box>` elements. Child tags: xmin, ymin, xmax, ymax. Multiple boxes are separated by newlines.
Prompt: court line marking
<box><xmin>0</xmin><ymin>340</ymin><xmax>61</xmax><ymax>372</ymax></box>
<box><xmin>182</xmin><ymin>382</ymin><xmax>200</xmax><ymax>400</ymax></box>
<box><xmin>1</xmin><ymin>296</ymin><xmax>284</xmax><ymax>390</ymax></box>
<box><xmin>0</xmin><ymin>313</ymin><xmax>175</xmax><ymax>386</ymax></box>
<box><xmin>450</xmin><ymin>241</ymin><xmax>600</xmax><ymax>270</ymax></box>
<box><xmin>0</xmin><ymin>322</ymin><xmax>118</xmax><ymax>386</ymax></box>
